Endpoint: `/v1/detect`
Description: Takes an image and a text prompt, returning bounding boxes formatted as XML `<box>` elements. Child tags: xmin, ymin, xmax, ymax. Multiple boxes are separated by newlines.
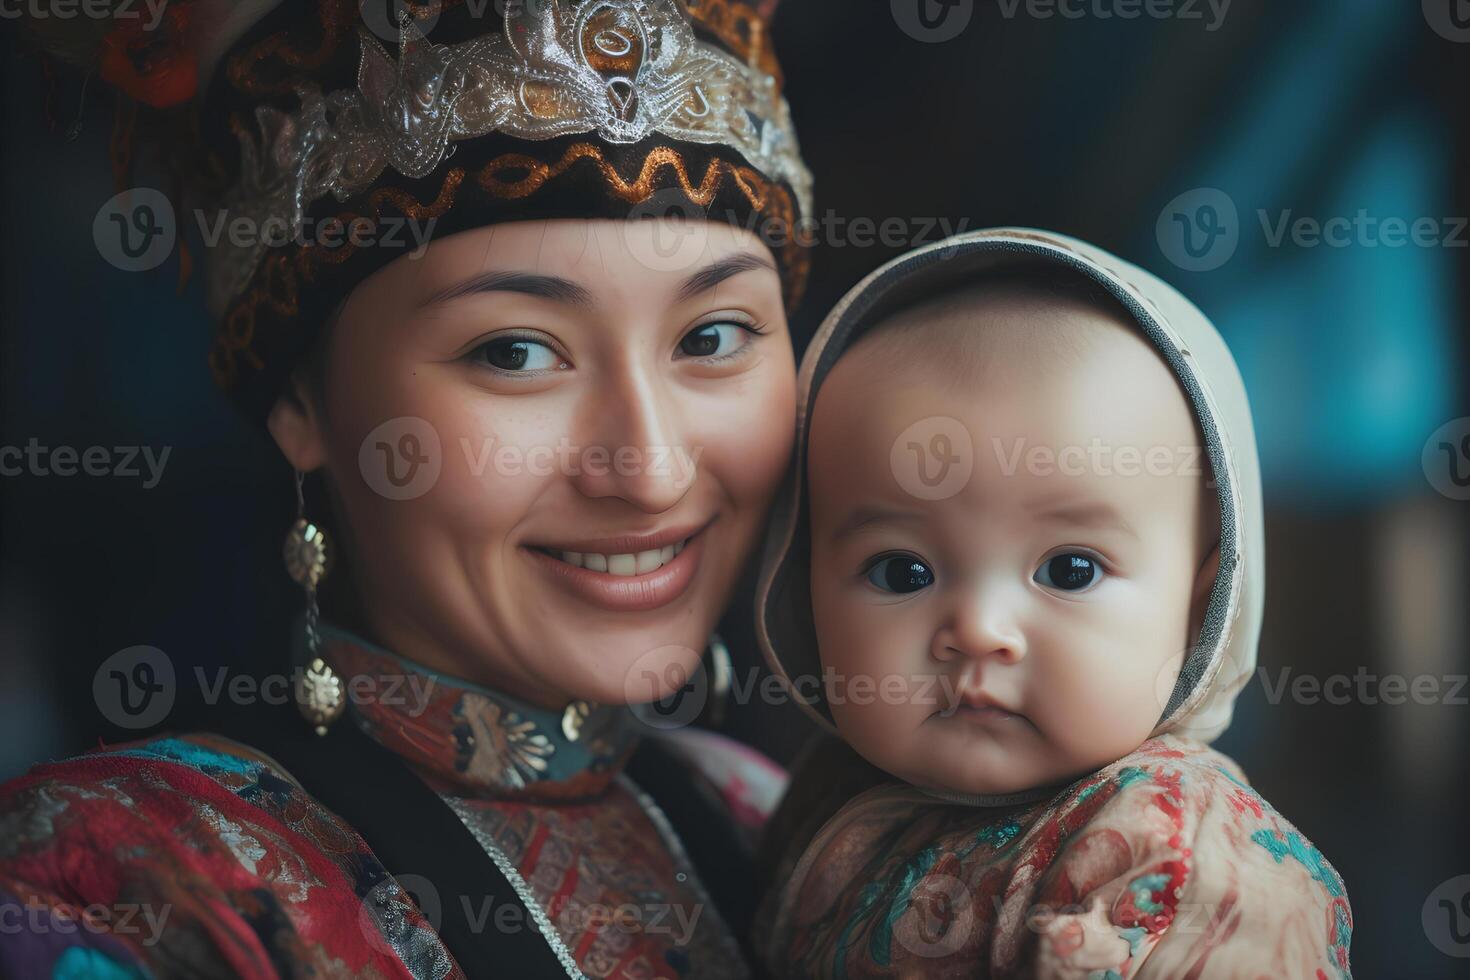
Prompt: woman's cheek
<box><xmin>439</xmin><ymin>410</ymin><xmax>566</xmax><ymax>519</ymax></box>
<box><xmin>689</xmin><ymin>361</ymin><xmax>796</xmax><ymax>507</ymax></box>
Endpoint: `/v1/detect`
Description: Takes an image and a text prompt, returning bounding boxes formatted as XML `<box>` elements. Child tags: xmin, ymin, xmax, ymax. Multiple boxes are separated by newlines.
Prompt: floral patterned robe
<box><xmin>757</xmin><ymin>735</ymin><xmax>1352</xmax><ymax>979</ymax></box>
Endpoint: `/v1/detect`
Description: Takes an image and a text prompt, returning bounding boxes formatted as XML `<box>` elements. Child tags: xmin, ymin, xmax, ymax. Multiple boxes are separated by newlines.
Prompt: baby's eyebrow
<box><xmin>830</xmin><ymin>505</ymin><xmax>922</xmax><ymax>540</ymax></box>
<box><xmin>1030</xmin><ymin>500</ymin><xmax>1138</xmax><ymax>539</ymax></box>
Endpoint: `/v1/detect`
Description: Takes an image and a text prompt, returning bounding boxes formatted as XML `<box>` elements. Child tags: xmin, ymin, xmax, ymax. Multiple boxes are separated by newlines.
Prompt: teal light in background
<box><xmin>1218</xmin><ymin>115</ymin><xmax>1458</xmax><ymax>501</ymax></box>
<box><xmin>1142</xmin><ymin>0</ymin><xmax>1458</xmax><ymax>505</ymax></box>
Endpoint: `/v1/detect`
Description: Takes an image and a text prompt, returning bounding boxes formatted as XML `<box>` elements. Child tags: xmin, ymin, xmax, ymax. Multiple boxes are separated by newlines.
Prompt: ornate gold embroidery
<box><xmin>477</xmin><ymin>142</ymin><xmax>751</xmax><ymax>208</ymax></box>
<box><xmin>366</xmin><ymin>167</ymin><xmax>467</xmax><ymax>223</ymax></box>
<box><xmin>210</xmin><ymin>141</ymin><xmax>806</xmax><ymax>391</ymax></box>
<box><xmin>686</xmin><ymin>0</ymin><xmax>781</xmax><ymax>82</ymax></box>
<box><xmin>226</xmin><ymin>0</ymin><xmax>355</xmax><ymax>97</ymax></box>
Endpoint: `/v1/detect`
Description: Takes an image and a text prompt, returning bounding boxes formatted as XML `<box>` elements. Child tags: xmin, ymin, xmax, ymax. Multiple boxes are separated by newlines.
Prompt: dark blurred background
<box><xmin>3</xmin><ymin>2</ymin><xmax>1467</xmax><ymax>977</ymax></box>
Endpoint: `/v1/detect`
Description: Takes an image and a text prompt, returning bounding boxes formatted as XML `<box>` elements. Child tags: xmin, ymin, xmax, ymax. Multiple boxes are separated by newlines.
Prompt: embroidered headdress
<box><xmin>206</xmin><ymin>0</ymin><xmax>811</xmax><ymax>419</ymax></box>
<box><xmin>30</xmin><ymin>0</ymin><xmax>812</xmax><ymax>421</ymax></box>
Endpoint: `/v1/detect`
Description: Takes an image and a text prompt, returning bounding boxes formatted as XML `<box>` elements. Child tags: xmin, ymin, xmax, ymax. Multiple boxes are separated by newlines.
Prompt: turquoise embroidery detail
<box><xmin>833</xmin><ymin>876</ymin><xmax>887</xmax><ymax>978</ymax></box>
<box><xmin>1213</xmin><ymin>763</ymin><xmax>1251</xmax><ymax>791</ymax></box>
<box><xmin>870</xmin><ymin>848</ymin><xmax>940</xmax><ymax>966</ymax></box>
<box><xmin>834</xmin><ymin>821</ymin><xmax>1019</xmax><ymax>975</ymax></box>
<box><xmin>1116</xmin><ymin>766</ymin><xmax>1152</xmax><ymax>789</ymax></box>
<box><xmin>100</xmin><ymin>738</ymin><xmax>261</xmax><ymax>779</ymax></box>
<box><xmin>1250</xmin><ymin>830</ymin><xmax>1344</xmax><ymax>898</ymax></box>
<box><xmin>976</xmin><ymin>819</ymin><xmax>1022</xmax><ymax>851</ymax></box>
<box><xmin>1251</xmin><ymin>828</ymin><xmax>1352</xmax><ymax>976</ymax></box>
<box><xmin>1076</xmin><ymin>766</ymin><xmax>1149</xmax><ymax>806</ymax></box>
<box><xmin>1119</xmin><ymin>924</ymin><xmax>1149</xmax><ymax>955</ymax></box>
<box><xmin>53</xmin><ymin>947</ymin><xmax>149</xmax><ymax>980</ymax></box>
<box><xmin>1127</xmin><ymin>872</ymin><xmax>1171</xmax><ymax>915</ymax></box>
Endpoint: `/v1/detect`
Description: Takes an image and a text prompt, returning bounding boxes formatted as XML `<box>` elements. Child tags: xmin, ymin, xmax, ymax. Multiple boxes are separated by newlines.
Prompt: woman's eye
<box><xmin>678</xmin><ymin>321</ymin><xmax>755</xmax><ymax>359</ymax></box>
<box><xmin>865</xmin><ymin>555</ymin><xmax>935</xmax><ymax>594</ymax></box>
<box><xmin>472</xmin><ymin>337</ymin><xmax>564</xmax><ymax>373</ymax></box>
<box><xmin>1034</xmin><ymin>553</ymin><xmax>1104</xmax><ymax>593</ymax></box>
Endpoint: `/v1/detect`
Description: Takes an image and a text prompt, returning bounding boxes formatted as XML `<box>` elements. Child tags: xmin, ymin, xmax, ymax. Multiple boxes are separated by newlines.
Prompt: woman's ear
<box><xmin>266</xmin><ymin>371</ymin><xmax>327</xmax><ymax>472</ymax></box>
<box><xmin>1187</xmin><ymin>539</ymin><xmax>1222</xmax><ymax>644</ymax></box>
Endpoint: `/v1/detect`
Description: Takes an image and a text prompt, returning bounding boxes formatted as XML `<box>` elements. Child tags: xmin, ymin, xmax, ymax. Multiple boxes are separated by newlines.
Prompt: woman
<box><xmin>0</xmin><ymin>1</ymin><xmax>811</xmax><ymax>976</ymax></box>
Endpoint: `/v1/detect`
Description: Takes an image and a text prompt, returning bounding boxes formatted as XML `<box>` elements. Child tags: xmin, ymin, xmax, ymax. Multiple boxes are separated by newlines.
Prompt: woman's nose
<box><xmin>570</xmin><ymin>365</ymin><xmax>694</xmax><ymax>514</ymax></box>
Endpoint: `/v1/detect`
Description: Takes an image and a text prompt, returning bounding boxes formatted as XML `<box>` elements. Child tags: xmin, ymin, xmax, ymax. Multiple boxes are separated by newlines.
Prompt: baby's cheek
<box><xmin>818</xmin><ymin>604</ymin><xmax>935</xmax><ymax>767</ymax></box>
<box><xmin>1031</xmin><ymin>647</ymin><xmax>1161</xmax><ymax>762</ymax></box>
<box><xmin>830</xmin><ymin>698</ymin><xmax>914</xmax><ymax>770</ymax></box>
<box><xmin>822</xmin><ymin>619</ymin><xmax>913</xmax><ymax>711</ymax></box>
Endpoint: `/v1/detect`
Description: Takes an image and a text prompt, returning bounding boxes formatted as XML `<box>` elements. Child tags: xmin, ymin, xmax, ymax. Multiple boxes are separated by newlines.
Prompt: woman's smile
<box><xmin>523</xmin><ymin>516</ymin><xmax>717</xmax><ymax>612</ymax></box>
<box><xmin>285</xmin><ymin>220</ymin><xmax>795</xmax><ymax>707</ymax></box>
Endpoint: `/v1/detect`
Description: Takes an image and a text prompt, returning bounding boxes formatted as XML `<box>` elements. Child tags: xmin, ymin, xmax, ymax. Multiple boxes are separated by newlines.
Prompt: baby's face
<box><xmin>806</xmin><ymin>286</ymin><xmax>1216</xmax><ymax>796</ymax></box>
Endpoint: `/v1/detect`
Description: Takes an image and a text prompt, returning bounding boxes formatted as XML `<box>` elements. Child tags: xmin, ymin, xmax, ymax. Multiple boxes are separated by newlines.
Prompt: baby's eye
<box><xmin>865</xmin><ymin>554</ymin><xmax>935</xmax><ymax>594</ymax></box>
<box><xmin>471</xmin><ymin>337</ymin><xmax>565</xmax><ymax>373</ymax></box>
<box><xmin>1033</xmin><ymin>553</ymin><xmax>1105</xmax><ymax>593</ymax></box>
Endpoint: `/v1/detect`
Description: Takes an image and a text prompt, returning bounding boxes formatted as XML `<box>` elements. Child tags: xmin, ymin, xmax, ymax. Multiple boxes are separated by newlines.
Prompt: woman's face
<box><xmin>270</xmin><ymin>219</ymin><xmax>797</xmax><ymax>709</ymax></box>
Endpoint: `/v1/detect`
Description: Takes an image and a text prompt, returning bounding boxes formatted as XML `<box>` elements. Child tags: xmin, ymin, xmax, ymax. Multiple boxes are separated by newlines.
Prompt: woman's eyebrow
<box><xmin>420</xmin><ymin>270</ymin><xmax>596</xmax><ymax>309</ymax></box>
<box><xmin>675</xmin><ymin>252</ymin><xmax>778</xmax><ymax>301</ymax></box>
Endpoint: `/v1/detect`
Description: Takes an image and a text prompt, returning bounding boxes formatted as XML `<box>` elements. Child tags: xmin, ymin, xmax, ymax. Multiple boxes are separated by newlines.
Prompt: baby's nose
<box><xmin>933</xmin><ymin>599</ymin><xmax>1027</xmax><ymax>665</ymax></box>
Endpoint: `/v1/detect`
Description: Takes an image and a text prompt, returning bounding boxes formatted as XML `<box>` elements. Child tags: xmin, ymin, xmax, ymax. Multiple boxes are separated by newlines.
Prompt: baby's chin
<box><xmin>897</xmin><ymin>733</ymin><xmax>1160</xmax><ymax>799</ymax></box>
<box><xmin>892</xmin><ymin>725</ymin><xmax>1123</xmax><ymax>798</ymax></box>
<box><xmin>860</xmin><ymin>736</ymin><xmax>1054</xmax><ymax>799</ymax></box>
<box><xmin>905</xmin><ymin>763</ymin><xmax>1045</xmax><ymax>799</ymax></box>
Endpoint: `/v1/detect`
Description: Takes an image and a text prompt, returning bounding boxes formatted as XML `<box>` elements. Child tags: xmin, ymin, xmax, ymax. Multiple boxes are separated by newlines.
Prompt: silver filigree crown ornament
<box><xmin>206</xmin><ymin>0</ymin><xmax>814</xmax><ymax>316</ymax></box>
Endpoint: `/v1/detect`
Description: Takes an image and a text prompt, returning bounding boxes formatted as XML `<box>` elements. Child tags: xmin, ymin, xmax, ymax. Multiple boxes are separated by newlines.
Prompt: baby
<box><xmin>753</xmin><ymin>230</ymin><xmax>1352</xmax><ymax>978</ymax></box>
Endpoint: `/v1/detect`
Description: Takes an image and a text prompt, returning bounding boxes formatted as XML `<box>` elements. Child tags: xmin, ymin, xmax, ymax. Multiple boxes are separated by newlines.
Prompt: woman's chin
<box><xmin>534</xmin><ymin>636</ymin><xmax>708</xmax><ymax>709</ymax></box>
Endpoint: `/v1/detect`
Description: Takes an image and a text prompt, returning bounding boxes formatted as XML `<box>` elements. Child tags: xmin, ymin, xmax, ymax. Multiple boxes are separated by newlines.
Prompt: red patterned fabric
<box><xmin>0</xmin><ymin>627</ymin><xmax>769</xmax><ymax>978</ymax></box>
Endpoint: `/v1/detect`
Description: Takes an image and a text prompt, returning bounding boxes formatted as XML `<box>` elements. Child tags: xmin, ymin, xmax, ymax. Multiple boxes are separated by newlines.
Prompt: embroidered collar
<box><xmin>917</xmin><ymin>784</ymin><xmax>1062</xmax><ymax>808</ymax></box>
<box><xmin>314</xmin><ymin>622</ymin><xmax>639</xmax><ymax>800</ymax></box>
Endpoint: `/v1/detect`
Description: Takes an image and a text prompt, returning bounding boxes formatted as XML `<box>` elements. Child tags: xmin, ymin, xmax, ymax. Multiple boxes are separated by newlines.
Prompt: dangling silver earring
<box><xmin>284</xmin><ymin>469</ymin><xmax>344</xmax><ymax>735</ymax></box>
<box><xmin>703</xmin><ymin>633</ymin><xmax>732</xmax><ymax>728</ymax></box>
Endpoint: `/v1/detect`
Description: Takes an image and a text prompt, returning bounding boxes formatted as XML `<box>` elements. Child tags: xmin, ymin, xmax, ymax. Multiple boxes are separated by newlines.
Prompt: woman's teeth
<box><xmin>555</xmin><ymin>540</ymin><xmax>686</xmax><ymax>576</ymax></box>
